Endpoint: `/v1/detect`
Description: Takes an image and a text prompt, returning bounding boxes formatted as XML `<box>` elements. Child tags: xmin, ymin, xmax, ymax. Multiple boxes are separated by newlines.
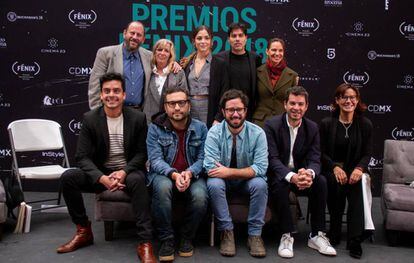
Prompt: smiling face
<box><xmin>194</xmin><ymin>29</ymin><xmax>212</xmax><ymax>53</ymax></box>
<box><xmin>123</xmin><ymin>22</ymin><xmax>145</xmax><ymax>52</ymax></box>
<box><xmin>284</xmin><ymin>94</ymin><xmax>308</xmax><ymax>125</ymax></box>
<box><xmin>164</xmin><ymin>91</ymin><xmax>190</xmax><ymax>123</ymax></box>
<box><xmin>228</xmin><ymin>28</ymin><xmax>247</xmax><ymax>55</ymax></box>
<box><xmin>266</xmin><ymin>41</ymin><xmax>284</xmax><ymax>65</ymax></box>
<box><xmin>154</xmin><ymin>43</ymin><xmax>171</xmax><ymax>67</ymax></box>
<box><xmin>222</xmin><ymin>98</ymin><xmax>247</xmax><ymax>129</ymax></box>
<box><xmin>335</xmin><ymin>88</ymin><xmax>359</xmax><ymax>114</ymax></box>
<box><xmin>100</xmin><ymin>80</ymin><xmax>126</xmax><ymax>110</ymax></box>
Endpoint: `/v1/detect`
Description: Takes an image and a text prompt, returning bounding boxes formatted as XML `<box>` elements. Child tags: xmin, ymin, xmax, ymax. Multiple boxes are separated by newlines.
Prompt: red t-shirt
<box><xmin>172</xmin><ymin>128</ymin><xmax>188</xmax><ymax>172</ymax></box>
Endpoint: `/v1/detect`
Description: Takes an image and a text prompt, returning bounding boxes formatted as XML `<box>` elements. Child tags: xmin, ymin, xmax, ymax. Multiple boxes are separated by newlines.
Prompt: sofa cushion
<box><xmin>383</xmin><ymin>183</ymin><xmax>414</xmax><ymax>212</ymax></box>
<box><xmin>96</xmin><ymin>190</ymin><xmax>131</xmax><ymax>202</ymax></box>
<box><xmin>0</xmin><ymin>180</ymin><xmax>6</xmax><ymax>202</ymax></box>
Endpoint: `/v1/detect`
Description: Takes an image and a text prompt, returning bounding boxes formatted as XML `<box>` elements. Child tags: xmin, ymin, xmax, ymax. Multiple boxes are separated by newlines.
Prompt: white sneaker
<box><xmin>278</xmin><ymin>233</ymin><xmax>294</xmax><ymax>258</ymax></box>
<box><xmin>308</xmin><ymin>231</ymin><xmax>337</xmax><ymax>256</ymax></box>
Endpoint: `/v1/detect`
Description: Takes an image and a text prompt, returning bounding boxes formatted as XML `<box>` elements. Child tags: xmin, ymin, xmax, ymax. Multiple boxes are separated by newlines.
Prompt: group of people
<box><xmin>56</xmin><ymin>20</ymin><xmax>374</xmax><ymax>262</ymax></box>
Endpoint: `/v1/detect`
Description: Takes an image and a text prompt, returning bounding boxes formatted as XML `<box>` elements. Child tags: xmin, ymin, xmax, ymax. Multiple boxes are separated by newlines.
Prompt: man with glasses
<box><xmin>264</xmin><ymin>86</ymin><xmax>336</xmax><ymax>258</ymax></box>
<box><xmin>204</xmin><ymin>89</ymin><xmax>268</xmax><ymax>258</ymax></box>
<box><xmin>146</xmin><ymin>86</ymin><xmax>208</xmax><ymax>261</ymax></box>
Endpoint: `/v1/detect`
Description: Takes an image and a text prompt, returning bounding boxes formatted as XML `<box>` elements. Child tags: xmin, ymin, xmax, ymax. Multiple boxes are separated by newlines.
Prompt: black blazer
<box><xmin>75</xmin><ymin>107</ymin><xmax>148</xmax><ymax>183</ymax></box>
<box><xmin>320</xmin><ymin>115</ymin><xmax>373</xmax><ymax>175</ymax></box>
<box><xmin>184</xmin><ymin>55</ymin><xmax>229</xmax><ymax>128</ymax></box>
<box><xmin>264</xmin><ymin>113</ymin><xmax>321</xmax><ymax>182</ymax></box>
<box><xmin>215</xmin><ymin>50</ymin><xmax>262</xmax><ymax>117</ymax></box>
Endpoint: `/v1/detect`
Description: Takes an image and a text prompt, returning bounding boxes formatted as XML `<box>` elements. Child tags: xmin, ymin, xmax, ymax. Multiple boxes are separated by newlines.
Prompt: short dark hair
<box><xmin>227</xmin><ymin>22</ymin><xmax>247</xmax><ymax>36</ymax></box>
<box><xmin>285</xmin><ymin>86</ymin><xmax>309</xmax><ymax>104</ymax></box>
<box><xmin>220</xmin><ymin>89</ymin><xmax>249</xmax><ymax>109</ymax></box>
<box><xmin>99</xmin><ymin>72</ymin><xmax>125</xmax><ymax>92</ymax></box>
<box><xmin>162</xmin><ymin>86</ymin><xmax>190</xmax><ymax>102</ymax></box>
<box><xmin>125</xmin><ymin>21</ymin><xmax>145</xmax><ymax>32</ymax></box>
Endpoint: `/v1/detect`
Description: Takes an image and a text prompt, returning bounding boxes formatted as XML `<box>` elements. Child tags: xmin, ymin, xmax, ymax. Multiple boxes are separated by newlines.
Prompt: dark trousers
<box><xmin>326</xmin><ymin>173</ymin><xmax>364</xmax><ymax>241</ymax></box>
<box><xmin>61</xmin><ymin>168</ymin><xmax>153</xmax><ymax>241</ymax></box>
<box><xmin>270</xmin><ymin>175</ymin><xmax>327</xmax><ymax>234</ymax></box>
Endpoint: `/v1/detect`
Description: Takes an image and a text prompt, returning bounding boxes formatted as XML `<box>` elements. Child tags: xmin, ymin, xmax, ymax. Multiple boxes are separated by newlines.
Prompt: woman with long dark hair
<box><xmin>320</xmin><ymin>83</ymin><xmax>373</xmax><ymax>259</ymax></box>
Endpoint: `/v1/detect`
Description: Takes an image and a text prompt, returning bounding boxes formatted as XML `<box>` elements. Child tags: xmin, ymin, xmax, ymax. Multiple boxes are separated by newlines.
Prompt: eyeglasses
<box><xmin>165</xmin><ymin>100</ymin><xmax>189</xmax><ymax>108</ymax></box>
<box><xmin>224</xmin><ymin>107</ymin><xmax>246</xmax><ymax>115</ymax></box>
<box><xmin>339</xmin><ymin>95</ymin><xmax>357</xmax><ymax>102</ymax></box>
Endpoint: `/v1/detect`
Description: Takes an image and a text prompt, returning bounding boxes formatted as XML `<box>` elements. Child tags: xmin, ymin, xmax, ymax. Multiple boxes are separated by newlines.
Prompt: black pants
<box><xmin>326</xmin><ymin>173</ymin><xmax>364</xmax><ymax>241</ymax></box>
<box><xmin>270</xmin><ymin>175</ymin><xmax>327</xmax><ymax>234</ymax></box>
<box><xmin>61</xmin><ymin>168</ymin><xmax>153</xmax><ymax>241</ymax></box>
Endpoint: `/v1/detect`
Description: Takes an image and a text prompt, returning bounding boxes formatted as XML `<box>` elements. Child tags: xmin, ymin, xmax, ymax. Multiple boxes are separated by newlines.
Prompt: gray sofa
<box><xmin>381</xmin><ymin>139</ymin><xmax>414</xmax><ymax>245</ymax></box>
<box><xmin>0</xmin><ymin>180</ymin><xmax>7</xmax><ymax>240</ymax></box>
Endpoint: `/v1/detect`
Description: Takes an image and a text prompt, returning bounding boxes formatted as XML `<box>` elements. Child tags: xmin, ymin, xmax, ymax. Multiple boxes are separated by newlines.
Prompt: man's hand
<box><xmin>208</xmin><ymin>162</ymin><xmax>232</xmax><ymax>179</ymax></box>
<box><xmin>99</xmin><ymin>175</ymin><xmax>122</xmax><ymax>191</ymax></box>
<box><xmin>333</xmin><ymin>166</ymin><xmax>347</xmax><ymax>185</ymax></box>
<box><xmin>349</xmin><ymin>168</ymin><xmax>363</xmax><ymax>184</ymax></box>
<box><xmin>171</xmin><ymin>61</ymin><xmax>182</xmax><ymax>73</ymax></box>
<box><xmin>108</xmin><ymin>170</ymin><xmax>127</xmax><ymax>191</ymax></box>
<box><xmin>172</xmin><ymin>172</ymin><xmax>187</xmax><ymax>192</ymax></box>
<box><xmin>291</xmin><ymin>169</ymin><xmax>313</xmax><ymax>190</ymax></box>
<box><xmin>179</xmin><ymin>57</ymin><xmax>189</xmax><ymax>68</ymax></box>
<box><xmin>212</xmin><ymin>120</ymin><xmax>220</xmax><ymax>126</ymax></box>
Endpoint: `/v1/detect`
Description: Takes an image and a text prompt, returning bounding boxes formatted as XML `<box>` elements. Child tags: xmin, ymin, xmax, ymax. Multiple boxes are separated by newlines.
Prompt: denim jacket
<box><xmin>146</xmin><ymin>113</ymin><xmax>208</xmax><ymax>185</ymax></box>
<box><xmin>203</xmin><ymin>120</ymin><xmax>268</xmax><ymax>180</ymax></box>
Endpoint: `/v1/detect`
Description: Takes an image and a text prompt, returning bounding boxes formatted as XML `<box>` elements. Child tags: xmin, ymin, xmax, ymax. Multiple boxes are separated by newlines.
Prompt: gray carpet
<box><xmin>1</xmin><ymin>193</ymin><xmax>414</xmax><ymax>262</ymax></box>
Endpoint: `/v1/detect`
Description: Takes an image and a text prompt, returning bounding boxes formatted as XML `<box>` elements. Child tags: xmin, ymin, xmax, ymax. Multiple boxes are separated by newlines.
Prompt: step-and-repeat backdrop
<box><xmin>1</xmin><ymin>0</ymin><xmax>413</xmax><ymax>195</ymax></box>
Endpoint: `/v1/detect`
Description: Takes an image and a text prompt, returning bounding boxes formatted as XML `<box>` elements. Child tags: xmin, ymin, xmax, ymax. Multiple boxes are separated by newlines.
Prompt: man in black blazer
<box><xmin>57</xmin><ymin>73</ymin><xmax>156</xmax><ymax>263</ymax></box>
<box><xmin>215</xmin><ymin>22</ymin><xmax>262</xmax><ymax>120</ymax></box>
<box><xmin>264</xmin><ymin>86</ymin><xmax>336</xmax><ymax>259</ymax></box>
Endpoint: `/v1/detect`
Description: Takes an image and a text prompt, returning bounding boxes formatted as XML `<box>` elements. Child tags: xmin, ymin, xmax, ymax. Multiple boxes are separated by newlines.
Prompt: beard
<box><xmin>226</xmin><ymin>116</ymin><xmax>245</xmax><ymax>129</ymax></box>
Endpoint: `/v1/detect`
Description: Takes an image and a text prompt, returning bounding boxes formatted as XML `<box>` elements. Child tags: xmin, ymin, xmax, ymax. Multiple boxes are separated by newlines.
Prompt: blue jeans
<box><xmin>207</xmin><ymin>177</ymin><xmax>268</xmax><ymax>236</ymax></box>
<box><xmin>151</xmin><ymin>175</ymin><xmax>208</xmax><ymax>241</ymax></box>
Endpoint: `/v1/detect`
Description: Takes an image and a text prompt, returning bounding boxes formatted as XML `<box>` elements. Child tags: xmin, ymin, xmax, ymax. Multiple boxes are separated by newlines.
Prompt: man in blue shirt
<box><xmin>204</xmin><ymin>89</ymin><xmax>268</xmax><ymax>258</ymax></box>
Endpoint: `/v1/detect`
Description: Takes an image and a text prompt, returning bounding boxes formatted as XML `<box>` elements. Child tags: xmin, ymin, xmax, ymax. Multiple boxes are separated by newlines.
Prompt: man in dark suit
<box><xmin>264</xmin><ymin>86</ymin><xmax>336</xmax><ymax>259</ymax></box>
<box><xmin>57</xmin><ymin>73</ymin><xmax>156</xmax><ymax>263</ymax></box>
<box><xmin>215</xmin><ymin>22</ymin><xmax>262</xmax><ymax>121</ymax></box>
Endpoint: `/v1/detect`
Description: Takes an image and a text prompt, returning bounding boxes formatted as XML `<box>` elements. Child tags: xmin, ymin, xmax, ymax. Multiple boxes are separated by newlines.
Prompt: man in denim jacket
<box><xmin>204</xmin><ymin>89</ymin><xmax>268</xmax><ymax>258</ymax></box>
<box><xmin>146</xmin><ymin>86</ymin><xmax>208</xmax><ymax>262</ymax></box>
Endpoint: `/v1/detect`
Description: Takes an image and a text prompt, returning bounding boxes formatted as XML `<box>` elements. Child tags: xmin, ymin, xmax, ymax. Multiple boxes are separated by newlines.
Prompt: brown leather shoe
<box><xmin>56</xmin><ymin>222</ymin><xmax>94</xmax><ymax>253</ymax></box>
<box><xmin>137</xmin><ymin>242</ymin><xmax>157</xmax><ymax>263</ymax></box>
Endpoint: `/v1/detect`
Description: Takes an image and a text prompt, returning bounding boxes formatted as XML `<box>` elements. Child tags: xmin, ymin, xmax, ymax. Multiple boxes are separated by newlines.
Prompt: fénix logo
<box><xmin>69</xmin><ymin>119</ymin><xmax>82</xmax><ymax>135</ymax></box>
<box><xmin>12</xmin><ymin>61</ymin><xmax>40</xmax><ymax>80</ymax></box>
<box><xmin>399</xmin><ymin>22</ymin><xmax>414</xmax><ymax>41</ymax></box>
<box><xmin>292</xmin><ymin>18</ymin><xmax>319</xmax><ymax>36</ymax></box>
<box><xmin>391</xmin><ymin>127</ymin><xmax>414</xmax><ymax>140</ymax></box>
<box><xmin>43</xmin><ymin>96</ymin><xmax>64</xmax><ymax>106</ymax></box>
<box><xmin>69</xmin><ymin>66</ymin><xmax>92</xmax><ymax>76</ymax></box>
<box><xmin>68</xmin><ymin>10</ymin><xmax>97</xmax><ymax>28</ymax></box>
<box><xmin>316</xmin><ymin>105</ymin><xmax>332</xmax><ymax>111</ymax></box>
<box><xmin>343</xmin><ymin>71</ymin><xmax>369</xmax><ymax>86</ymax></box>
<box><xmin>0</xmin><ymin>148</ymin><xmax>12</xmax><ymax>157</ymax></box>
<box><xmin>367</xmin><ymin>105</ymin><xmax>391</xmax><ymax>114</ymax></box>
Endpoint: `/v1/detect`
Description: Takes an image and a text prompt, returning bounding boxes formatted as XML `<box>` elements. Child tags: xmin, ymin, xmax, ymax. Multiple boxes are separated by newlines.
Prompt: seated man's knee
<box><xmin>125</xmin><ymin>170</ymin><xmax>146</xmax><ymax>185</ymax></box>
<box><xmin>249</xmin><ymin>177</ymin><xmax>268</xmax><ymax>193</ymax></box>
<box><xmin>61</xmin><ymin>168</ymin><xmax>81</xmax><ymax>185</ymax></box>
<box><xmin>207</xmin><ymin>178</ymin><xmax>226</xmax><ymax>193</ymax></box>
<box><xmin>191</xmin><ymin>184</ymin><xmax>209</xmax><ymax>208</ymax></box>
<box><xmin>152</xmin><ymin>176</ymin><xmax>173</xmax><ymax>197</ymax></box>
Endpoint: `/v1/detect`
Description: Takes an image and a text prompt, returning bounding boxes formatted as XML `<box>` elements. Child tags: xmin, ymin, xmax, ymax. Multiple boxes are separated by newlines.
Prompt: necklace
<box><xmin>339</xmin><ymin>120</ymin><xmax>352</xmax><ymax>138</ymax></box>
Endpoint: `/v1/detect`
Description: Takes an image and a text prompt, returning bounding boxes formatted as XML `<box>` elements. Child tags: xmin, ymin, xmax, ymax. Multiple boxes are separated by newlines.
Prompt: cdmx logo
<box><xmin>367</xmin><ymin>105</ymin><xmax>392</xmax><ymax>114</ymax></box>
<box><xmin>0</xmin><ymin>148</ymin><xmax>12</xmax><ymax>157</ymax></box>
<box><xmin>68</xmin><ymin>10</ymin><xmax>97</xmax><ymax>28</ymax></box>
<box><xmin>69</xmin><ymin>66</ymin><xmax>92</xmax><ymax>76</ymax></box>
<box><xmin>12</xmin><ymin>61</ymin><xmax>40</xmax><ymax>80</ymax></box>
<box><xmin>69</xmin><ymin>119</ymin><xmax>82</xmax><ymax>135</ymax></box>
<box><xmin>399</xmin><ymin>22</ymin><xmax>414</xmax><ymax>40</ymax></box>
<box><xmin>391</xmin><ymin>127</ymin><xmax>414</xmax><ymax>140</ymax></box>
<box><xmin>292</xmin><ymin>18</ymin><xmax>319</xmax><ymax>36</ymax></box>
<box><xmin>343</xmin><ymin>71</ymin><xmax>369</xmax><ymax>86</ymax></box>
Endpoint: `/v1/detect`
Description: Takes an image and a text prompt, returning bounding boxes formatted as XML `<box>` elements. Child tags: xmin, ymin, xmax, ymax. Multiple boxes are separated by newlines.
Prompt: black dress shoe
<box><xmin>349</xmin><ymin>239</ymin><xmax>362</xmax><ymax>259</ymax></box>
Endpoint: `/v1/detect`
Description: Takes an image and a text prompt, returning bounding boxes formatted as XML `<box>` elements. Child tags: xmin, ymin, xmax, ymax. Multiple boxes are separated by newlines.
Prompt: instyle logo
<box><xmin>69</xmin><ymin>119</ymin><xmax>82</xmax><ymax>135</ymax></box>
<box><xmin>68</xmin><ymin>10</ymin><xmax>97</xmax><ymax>29</ymax></box>
<box><xmin>397</xmin><ymin>75</ymin><xmax>414</xmax><ymax>90</ymax></box>
<box><xmin>343</xmin><ymin>71</ymin><xmax>369</xmax><ymax>87</ymax></box>
<box><xmin>0</xmin><ymin>93</ymin><xmax>11</xmax><ymax>108</ymax></box>
<box><xmin>391</xmin><ymin>127</ymin><xmax>414</xmax><ymax>140</ymax></box>
<box><xmin>0</xmin><ymin>148</ymin><xmax>12</xmax><ymax>157</ymax></box>
<box><xmin>264</xmin><ymin>0</ymin><xmax>290</xmax><ymax>4</ymax></box>
<box><xmin>345</xmin><ymin>22</ymin><xmax>370</xmax><ymax>38</ymax></box>
<box><xmin>42</xmin><ymin>151</ymin><xmax>65</xmax><ymax>158</ymax></box>
<box><xmin>68</xmin><ymin>66</ymin><xmax>92</xmax><ymax>76</ymax></box>
<box><xmin>6</xmin><ymin>11</ymin><xmax>44</xmax><ymax>22</ymax></box>
<box><xmin>367</xmin><ymin>105</ymin><xmax>391</xmax><ymax>114</ymax></box>
<box><xmin>12</xmin><ymin>61</ymin><xmax>40</xmax><ymax>80</ymax></box>
<box><xmin>41</xmin><ymin>38</ymin><xmax>66</xmax><ymax>54</ymax></box>
<box><xmin>367</xmin><ymin>50</ymin><xmax>400</xmax><ymax>60</ymax></box>
<box><xmin>292</xmin><ymin>18</ymin><xmax>320</xmax><ymax>36</ymax></box>
<box><xmin>368</xmin><ymin>157</ymin><xmax>383</xmax><ymax>169</ymax></box>
<box><xmin>0</xmin><ymin>37</ymin><xmax>6</xmax><ymax>48</ymax></box>
<box><xmin>43</xmin><ymin>95</ymin><xmax>64</xmax><ymax>106</ymax></box>
<box><xmin>399</xmin><ymin>22</ymin><xmax>414</xmax><ymax>41</ymax></box>
<box><xmin>316</xmin><ymin>105</ymin><xmax>333</xmax><ymax>111</ymax></box>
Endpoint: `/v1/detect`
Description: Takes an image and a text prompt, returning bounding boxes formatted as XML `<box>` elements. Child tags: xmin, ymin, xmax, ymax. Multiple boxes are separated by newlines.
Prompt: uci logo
<box><xmin>343</xmin><ymin>71</ymin><xmax>369</xmax><ymax>86</ymax></box>
<box><xmin>68</xmin><ymin>10</ymin><xmax>97</xmax><ymax>28</ymax></box>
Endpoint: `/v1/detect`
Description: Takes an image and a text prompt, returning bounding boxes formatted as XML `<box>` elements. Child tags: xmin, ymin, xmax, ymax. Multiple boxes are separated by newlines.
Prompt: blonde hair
<box><xmin>151</xmin><ymin>39</ymin><xmax>176</xmax><ymax>71</ymax></box>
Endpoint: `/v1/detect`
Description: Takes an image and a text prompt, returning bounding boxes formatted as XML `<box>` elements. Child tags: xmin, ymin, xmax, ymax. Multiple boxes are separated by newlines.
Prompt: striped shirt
<box><xmin>104</xmin><ymin>114</ymin><xmax>127</xmax><ymax>170</ymax></box>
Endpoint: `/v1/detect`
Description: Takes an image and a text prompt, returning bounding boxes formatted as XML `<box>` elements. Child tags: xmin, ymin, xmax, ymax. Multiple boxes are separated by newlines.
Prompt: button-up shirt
<box><xmin>152</xmin><ymin>65</ymin><xmax>169</xmax><ymax>96</ymax></box>
<box><xmin>203</xmin><ymin>120</ymin><xmax>268</xmax><ymax>180</ymax></box>
<box><xmin>123</xmin><ymin>46</ymin><xmax>144</xmax><ymax>106</ymax></box>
